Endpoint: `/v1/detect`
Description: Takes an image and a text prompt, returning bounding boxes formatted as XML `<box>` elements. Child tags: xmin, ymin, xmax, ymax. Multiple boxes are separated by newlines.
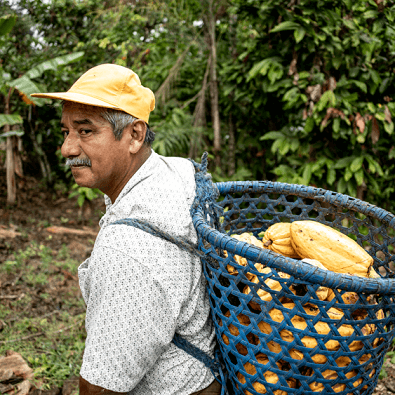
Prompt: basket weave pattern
<box><xmin>193</xmin><ymin>181</ymin><xmax>395</xmax><ymax>395</ymax></box>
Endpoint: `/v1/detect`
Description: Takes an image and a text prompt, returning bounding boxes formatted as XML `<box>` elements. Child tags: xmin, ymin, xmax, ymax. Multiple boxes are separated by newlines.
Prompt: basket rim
<box><xmin>192</xmin><ymin>180</ymin><xmax>395</xmax><ymax>296</ymax></box>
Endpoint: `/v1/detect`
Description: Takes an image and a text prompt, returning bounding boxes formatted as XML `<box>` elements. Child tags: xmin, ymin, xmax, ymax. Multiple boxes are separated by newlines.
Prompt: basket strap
<box><xmin>110</xmin><ymin>218</ymin><xmax>204</xmax><ymax>258</ymax></box>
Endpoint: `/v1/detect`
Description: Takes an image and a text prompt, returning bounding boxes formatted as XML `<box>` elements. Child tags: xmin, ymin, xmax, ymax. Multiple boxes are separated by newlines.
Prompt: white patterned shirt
<box><xmin>78</xmin><ymin>150</ymin><xmax>216</xmax><ymax>394</ymax></box>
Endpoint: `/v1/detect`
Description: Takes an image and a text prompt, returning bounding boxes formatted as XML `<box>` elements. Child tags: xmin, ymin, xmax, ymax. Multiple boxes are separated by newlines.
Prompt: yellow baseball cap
<box><xmin>31</xmin><ymin>64</ymin><xmax>155</xmax><ymax>123</ymax></box>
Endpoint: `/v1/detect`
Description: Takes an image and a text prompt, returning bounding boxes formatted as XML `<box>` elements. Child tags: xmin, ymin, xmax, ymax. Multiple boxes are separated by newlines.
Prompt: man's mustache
<box><xmin>66</xmin><ymin>157</ymin><xmax>92</xmax><ymax>167</ymax></box>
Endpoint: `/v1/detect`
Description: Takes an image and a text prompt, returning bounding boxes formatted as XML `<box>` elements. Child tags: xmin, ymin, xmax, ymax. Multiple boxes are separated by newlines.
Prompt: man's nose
<box><xmin>61</xmin><ymin>132</ymin><xmax>81</xmax><ymax>158</ymax></box>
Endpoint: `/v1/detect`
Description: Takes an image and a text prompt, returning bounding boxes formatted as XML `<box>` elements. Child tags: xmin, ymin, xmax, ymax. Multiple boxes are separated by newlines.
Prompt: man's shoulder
<box><xmin>156</xmin><ymin>154</ymin><xmax>195</xmax><ymax>176</ymax></box>
<box><xmin>93</xmin><ymin>222</ymin><xmax>182</xmax><ymax>259</ymax></box>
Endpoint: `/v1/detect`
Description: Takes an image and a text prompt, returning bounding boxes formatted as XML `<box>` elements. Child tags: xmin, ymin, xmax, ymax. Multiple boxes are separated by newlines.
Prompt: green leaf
<box><xmin>0</xmin><ymin>113</ymin><xmax>23</xmax><ymax>128</ymax></box>
<box><xmin>283</xmin><ymin>87</ymin><xmax>299</xmax><ymax>103</ymax></box>
<box><xmin>260</xmin><ymin>131</ymin><xmax>284</xmax><ymax>140</ymax></box>
<box><xmin>85</xmin><ymin>188</ymin><xmax>95</xmax><ymax>200</ymax></box>
<box><xmin>364</xmin><ymin>10</ymin><xmax>378</xmax><ymax>19</ymax></box>
<box><xmin>0</xmin><ymin>15</ymin><xmax>17</xmax><ymax>37</ymax></box>
<box><xmin>248</xmin><ymin>57</ymin><xmax>282</xmax><ymax>80</ymax></box>
<box><xmin>384</xmin><ymin>122</ymin><xmax>394</xmax><ymax>135</ymax></box>
<box><xmin>8</xmin><ymin>76</ymin><xmax>48</xmax><ymax>106</ymax></box>
<box><xmin>298</xmin><ymin>71</ymin><xmax>310</xmax><ymax>79</ymax></box>
<box><xmin>327</xmin><ymin>166</ymin><xmax>336</xmax><ymax>185</ymax></box>
<box><xmin>278</xmin><ymin>139</ymin><xmax>290</xmax><ymax>155</ymax></box>
<box><xmin>354</xmin><ymin>168</ymin><xmax>364</xmax><ymax>186</ymax></box>
<box><xmin>304</xmin><ymin>117</ymin><xmax>315</xmax><ymax>133</ymax></box>
<box><xmin>271</xmin><ymin>138</ymin><xmax>284</xmax><ymax>153</ymax></box>
<box><xmin>302</xmin><ymin>164</ymin><xmax>312</xmax><ymax>184</ymax></box>
<box><xmin>351</xmin><ymin>80</ymin><xmax>367</xmax><ymax>93</ymax></box>
<box><xmin>315</xmin><ymin>90</ymin><xmax>336</xmax><ymax>112</ymax></box>
<box><xmin>25</xmin><ymin>52</ymin><xmax>85</xmax><ymax>80</ymax></box>
<box><xmin>334</xmin><ymin>156</ymin><xmax>353</xmax><ymax>169</ymax></box>
<box><xmin>375</xmin><ymin>112</ymin><xmax>386</xmax><ymax>122</ymax></box>
<box><xmin>370</xmin><ymin>69</ymin><xmax>381</xmax><ymax>86</ymax></box>
<box><xmin>347</xmin><ymin>182</ymin><xmax>356</xmax><ymax>197</ymax></box>
<box><xmin>373</xmin><ymin>160</ymin><xmax>384</xmax><ymax>176</ymax></box>
<box><xmin>343</xmin><ymin>93</ymin><xmax>359</xmax><ymax>103</ymax></box>
<box><xmin>350</xmin><ymin>156</ymin><xmax>363</xmax><ymax>172</ymax></box>
<box><xmin>332</xmin><ymin>57</ymin><xmax>342</xmax><ymax>69</ymax></box>
<box><xmin>268</xmin><ymin>64</ymin><xmax>284</xmax><ymax>83</ymax></box>
<box><xmin>290</xmin><ymin>139</ymin><xmax>300</xmax><ymax>151</ymax></box>
<box><xmin>294</xmin><ymin>27</ymin><xmax>306</xmax><ymax>43</ymax></box>
<box><xmin>333</xmin><ymin>117</ymin><xmax>341</xmax><ymax>133</ymax></box>
<box><xmin>367</xmin><ymin>102</ymin><xmax>376</xmax><ymax>113</ymax></box>
<box><xmin>77</xmin><ymin>194</ymin><xmax>85</xmax><ymax>208</ymax></box>
<box><xmin>337</xmin><ymin>177</ymin><xmax>347</xmax><ymax>194</ymax></box>
<box><xmin>366</xmin><ymin>156</ymin><xmax>376</xmax><ymax>173</ymax></box>
<box><xmin>344</xmin><ymin>166</ymin><xmax>353</xmax><ymax>182</ymax></box>
<box><xmin>270</xmin><ymin>21</ymin><xmax>301</xmax><ymax>33</ymax></box>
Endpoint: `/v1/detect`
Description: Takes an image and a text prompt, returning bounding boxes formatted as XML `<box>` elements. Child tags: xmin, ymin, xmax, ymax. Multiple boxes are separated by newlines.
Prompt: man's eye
<box><xmin>63</xmin><ymin>130</ymin><xmax>69</xmax><ymax>138</ymax></box>
<box><xmin>80</xmin><ymin>129</ymin><xmax>92</xmax><ymax>135</ymax></box>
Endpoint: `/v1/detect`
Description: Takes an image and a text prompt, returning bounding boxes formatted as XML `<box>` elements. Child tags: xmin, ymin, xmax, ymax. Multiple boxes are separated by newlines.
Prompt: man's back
<box><xmin>78</xmin><ymin>151</ymin><xmax>216</xmax><ymax>394</ymax></box>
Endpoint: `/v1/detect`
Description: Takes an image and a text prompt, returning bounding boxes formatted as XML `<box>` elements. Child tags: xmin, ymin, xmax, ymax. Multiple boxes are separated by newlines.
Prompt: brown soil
<box><xmin>1</xmin><ymin>171</ymin><xmax>395</xmax><ymax>394</ymax></box>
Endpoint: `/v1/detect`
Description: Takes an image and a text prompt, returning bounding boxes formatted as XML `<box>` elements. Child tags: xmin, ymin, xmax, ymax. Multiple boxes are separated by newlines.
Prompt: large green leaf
<box><xmin>248</xmin><ymin>57</ymin><xmax>282</xmax><ymax>80</ymax></box>
<box><xmin>8</xmin><ymin>76</ymin><xmax>48</xmax><ymax>106</ymax></box>
<box><xmin>0</xmin><ymin>113</ymin><xmax>23</xmax><ymax>128</ymax></box>
<box><xmin>0</xmin><ymin>15</ymin><xmax>17</xmax><ymax>37</ymax></box>
<box><xmin>270</xmin><ymin>21</ymin><xmax>301</xmax><ymax>33</ymax></box>
<box><xmin>25</xmin><ymin>52</ymin><xmax>85</xmax><ymax>80</ymax></box>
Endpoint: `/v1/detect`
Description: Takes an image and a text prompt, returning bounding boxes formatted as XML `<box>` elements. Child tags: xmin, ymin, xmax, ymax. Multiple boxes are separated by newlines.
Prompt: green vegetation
<box><xmin>0</xmin><ymin>0</ymin><xmax>393</xmax><ymax>211</ymax></box>
<box><xmin>0</xmin><ymin>242</ymin><xmax>86</xmax><ymax>389</ymax></box>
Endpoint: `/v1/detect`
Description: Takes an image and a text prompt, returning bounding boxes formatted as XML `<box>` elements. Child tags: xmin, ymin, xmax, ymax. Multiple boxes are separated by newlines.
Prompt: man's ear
<box><xmin>124</xmin><ymin>119</ymin><xmax>147</xmax><ymax>154</ymax></box>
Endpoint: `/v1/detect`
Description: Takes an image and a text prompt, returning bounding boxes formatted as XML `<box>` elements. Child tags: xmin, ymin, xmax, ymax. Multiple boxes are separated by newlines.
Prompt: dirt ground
<box><xmin>0</xmin><ymin>173</ymin><xmax>105</xmax><ymax>312</ymax></box>
<box><xmin>1</xmin><ymin>170</ymin><xmax>395</xmax><ymax>394</ymax></box>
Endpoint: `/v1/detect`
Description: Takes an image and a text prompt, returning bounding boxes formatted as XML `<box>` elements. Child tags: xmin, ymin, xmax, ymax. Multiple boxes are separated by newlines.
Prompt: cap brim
<box><xmin>30</xmin><ymin>92</ymin><xmax>119</xmax><ymax>110</ymax></box>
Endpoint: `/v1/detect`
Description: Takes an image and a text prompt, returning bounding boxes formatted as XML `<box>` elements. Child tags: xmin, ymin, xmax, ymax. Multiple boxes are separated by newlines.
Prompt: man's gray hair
<box><xmin>100</xmin><ymin>108</ymin><xmax>155</xmax><ymax>144</ymax></box>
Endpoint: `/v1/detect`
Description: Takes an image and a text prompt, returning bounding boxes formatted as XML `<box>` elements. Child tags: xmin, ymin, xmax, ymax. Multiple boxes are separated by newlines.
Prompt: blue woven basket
<box><xmin>192</xmin><ymin>180</ymin><xmax>395</xmax><ymax>395</ymax></box>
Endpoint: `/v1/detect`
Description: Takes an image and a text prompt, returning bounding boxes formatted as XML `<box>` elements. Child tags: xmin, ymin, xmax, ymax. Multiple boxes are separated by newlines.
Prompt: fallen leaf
<box><xmin>328</xmin><ymin>76</ymin><xmax>337</xmax><ymax>91</ymax></box>
<box><xmin>320</xmin><ymin>107</ymin><xmax>346</xmax><ymax>128</ymax></box>
<box><xmin>355</xmin><ymin>112</ymin><xmax>365</xmax><ymax>133</ymax></box>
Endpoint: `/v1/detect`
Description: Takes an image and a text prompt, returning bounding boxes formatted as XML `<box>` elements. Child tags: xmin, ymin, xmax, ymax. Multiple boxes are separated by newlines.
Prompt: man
<box><xmin>32</xmin><ymin>64</ymin><xmax>220</xmax><ymax>395</ymax></box>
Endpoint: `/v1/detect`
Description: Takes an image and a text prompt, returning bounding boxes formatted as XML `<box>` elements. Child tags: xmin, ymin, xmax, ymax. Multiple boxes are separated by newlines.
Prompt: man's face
<box><xmin>61</xmin><ymin>102</ymin><xmax>132</xmax><ymax>197</ymax></box>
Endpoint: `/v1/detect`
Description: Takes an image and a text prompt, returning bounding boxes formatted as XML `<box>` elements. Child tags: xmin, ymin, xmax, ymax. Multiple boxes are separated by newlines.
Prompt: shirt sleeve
<box><xmin>79</xmin><ymin>244</ymin><xmax>177</xmax><ymax>392</ymax></box>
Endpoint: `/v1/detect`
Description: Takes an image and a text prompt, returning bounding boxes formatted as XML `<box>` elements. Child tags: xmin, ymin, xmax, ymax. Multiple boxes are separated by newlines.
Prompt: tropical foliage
<box><xmin>0</xmin><ymin>0</ymin><xmax>394</xmax><ymax>212</ymax></box>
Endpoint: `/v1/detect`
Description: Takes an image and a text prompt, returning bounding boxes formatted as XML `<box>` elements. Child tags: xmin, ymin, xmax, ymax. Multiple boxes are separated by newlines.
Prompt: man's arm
<box><xmin>79</xmin><ymin>375</ymin><xmax>128</xmax><ymax>395</ymax></box>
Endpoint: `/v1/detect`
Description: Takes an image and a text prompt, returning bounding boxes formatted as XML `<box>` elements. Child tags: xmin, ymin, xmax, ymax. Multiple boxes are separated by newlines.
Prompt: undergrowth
<box><xmin>0</xmin><ymin>242</ymin><xmax>86</xmax><ymax>390</ymax></box>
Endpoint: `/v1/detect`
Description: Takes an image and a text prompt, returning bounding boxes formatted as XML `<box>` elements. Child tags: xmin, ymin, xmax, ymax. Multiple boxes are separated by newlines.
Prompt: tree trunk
<box><xmin>5</xmin><ymin>89</ymin><xmax>16</xmax><ymax>205</ymax></box>
<box><xmin>228</xmin><ymin>113</ymin><xmax>235</xmax><ymax>177</ymax></box>
<box><xmin>203</xmin><ymin>0</ymin><xmax>221</xmax><ymax>169</ymax></box>
<box><xmin>6</xmin><ymin>133</ymin><xmax>16</xmax><ymax>205</ymax></box>
<box><xmin>14</xmin><ymin>136</ymin><xmax>24</xmax><ymax>178</ymax></box>
<box><xmin>189</xmin><ymin>55</ymin><xmax>211</xmax><ymax>159</ymax></box>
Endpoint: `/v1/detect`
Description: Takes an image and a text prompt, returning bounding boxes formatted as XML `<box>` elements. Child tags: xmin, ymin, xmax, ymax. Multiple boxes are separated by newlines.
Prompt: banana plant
<box><xmin>0</xmin><ymin>14</ymin><xmax>84</xmax><ymax>203</ymax></box>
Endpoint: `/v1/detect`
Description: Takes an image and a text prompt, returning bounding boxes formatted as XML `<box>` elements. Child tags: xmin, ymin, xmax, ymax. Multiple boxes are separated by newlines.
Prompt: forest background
<box><xmin>1</xmin><ymin>0</ymin><xmax>395</xmax><ymax>392</ymax></box>
<box><xmin>1</xmin><ymin>0</ymin><xmax>395</xmax><ymax>209</ymax></box>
